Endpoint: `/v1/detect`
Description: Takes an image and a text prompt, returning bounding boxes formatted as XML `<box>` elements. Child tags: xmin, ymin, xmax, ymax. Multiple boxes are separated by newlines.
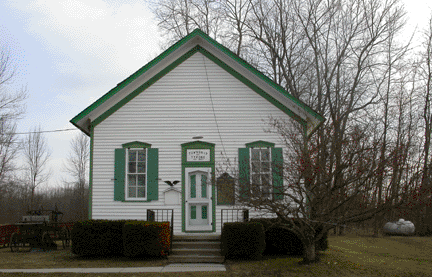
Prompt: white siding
<box><xmin>92</xmin><ymin>52</ymin><xmax>296</xmax><ymax>234</ymax></box>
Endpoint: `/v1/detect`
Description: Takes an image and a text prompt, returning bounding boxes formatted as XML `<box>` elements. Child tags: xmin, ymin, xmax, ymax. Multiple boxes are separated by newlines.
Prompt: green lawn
<box><xmin>0</xmin><ymin>235</ymin><xmax>431</xmax><ymax>276</ymax></box>
<box><xmin>0</xmin><ymin>242</ymin><xmax>169</xmax><ymax>269</ymax></box>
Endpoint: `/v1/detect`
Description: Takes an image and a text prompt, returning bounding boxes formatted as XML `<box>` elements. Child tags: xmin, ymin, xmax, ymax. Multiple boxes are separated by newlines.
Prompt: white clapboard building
<box><xmin>70</xmin><ymin>29</ymin><xmax>324</xmax><ymax>235</ymax></box>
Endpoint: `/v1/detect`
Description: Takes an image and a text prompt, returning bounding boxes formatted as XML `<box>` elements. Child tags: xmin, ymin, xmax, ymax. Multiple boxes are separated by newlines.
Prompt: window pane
<box><xmin>128</xmin><ymin>162</ymin><xmax>136</xmax><ymax>173</ymax></box>
<box><xmin>262</xmin><ymin>162</ymin><xmax>270</xmax><ymax>172</ymax></box>
<box><xmin>251</xmin><ymin>149</ymin><xmax>260</xmax><ymax>160</ymax></box>
<box><xmin>190</xmin><ymin>175</ymin><xmax>196</xmax><ymax>198</ymax></box>
<box><xmin>138</xmin><ymin>150</ymin><xmax>146</xmax><ymax>162</ymax></box>
<box><xmin>261</xmin><ymin>149</ymin><xmax>270</xmax><ymax>160</ymax></box>
<box><xmin>251</xmin><ymin>161</ymin><xmax>260</xmax><ymax>173</ymax></box>
<box><xmin>191</xmin><ymin>206</ymin><xmax>196</xmax><ymax>219</ymax></box>
<box><xmin>201</xmin><ymin>174</ymin><xmax>207</xmax><ymax>198</ymax></box>
<box><xmin>137</xmin><ymin>187</ymin><xmax>145</xmax><ymax>198</ymax></box>
<box><xmin>262</xmin><ymin>174</ymin><xmax>270</xmax><ymax>185</ymax></box>
<box><xmin>128</xmin><ymin>151</ymin><xmax>137</xmax><ymax>162</ymax></box>
<box><xmin>251</xmin><ymin>183</ymin><xmax>260</xmax><ymax>194</ymax></box>
<box><xmin>252</xmin><ymin>174</ymin><xmax>260</xmax><ymax>185</ymax></box>
<box><xmin>138</xmin><ymin>175</ymin><xmax>146</xmax><ymax>186</ymax></box>
<box><xmin>137</xmin><ymin>162</ymin><xmax>146</xmax><ymax>173</ymax></box>
<box><xmin>202</xmin><ymin>205</ymin><xmax>208</xmax><ymax>219</ymax></box>
<box><xmin>128</xmin><ymin>175</ymin><xmax>136</xmax><ymax>186</ymax></box>
<box><xmin>262</xmin><ymin>186</ymin><xmax>270</xmax><ymax>198</ymax></box>
<box><xmin>128</xmin><ymin>187</ymin><xmax>136</xmax><ymax>198</ymax></box>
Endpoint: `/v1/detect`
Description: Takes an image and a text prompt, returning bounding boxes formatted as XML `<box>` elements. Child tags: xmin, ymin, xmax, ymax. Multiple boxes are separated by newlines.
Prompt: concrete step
<box><xmin>171</xmin><ymin>248</ymin><xmax>221</xmax><ymax>256</ymax></box>
<box><xmin>169</xmin><ymin>235</ymin><xmax>224</xmax><ymax>264</ymax></box>
<box><xmin>168</xmin><ymin>255</ymin><xmax>225</xmax><ymax>263</ymax></box>
<box><xmin>173</xmin><ymin>235</ymin><xmax>221</xmax><ymax>241</ymax></box>
<box><xmin>172</xmin><ymin>241</ymin><xmax>221</xmax><ymax>249</ymax></box>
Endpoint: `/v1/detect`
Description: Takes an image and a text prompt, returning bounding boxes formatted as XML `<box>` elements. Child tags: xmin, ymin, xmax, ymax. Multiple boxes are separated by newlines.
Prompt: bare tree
<box><xmin>22</xmin><ymin>125</ymin><xmax>51</xmax><ymax>210</ymax></box>
<box><xmin>62</xmin><ymin>132</ymin><xmax>89</xmax><ymax>220</ymax></box>
<box><xmin>0</xmin><ymin>47</ymin><xmax>28</xmax><ymax>216</ymax></box>
<box><xmin>0</xmin><ymin>120</ymin><xmax>20</xmax><ymax>185</ymax></box>
<box><xmin>150</xmin><ymin>0</ymin><xmax>420</xmax><ymax>264</ymax></box>
<box><xmin>412</xmin><ymin>12</ymin><xmax>432</xmax><ymax>235</ymax></box>
<box><xmin>0</xmin><ymin>47</ymin><xmax>27</xmax><ymax>178</ymax></box>
<box><xmin>148</xmin><ymin>0</ymin><xmax>226</xmax><ymax>47</ymax></box>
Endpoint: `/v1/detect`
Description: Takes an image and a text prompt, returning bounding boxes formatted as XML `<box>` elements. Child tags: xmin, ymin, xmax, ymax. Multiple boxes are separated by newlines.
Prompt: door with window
<box><xmin>185</xmin><ymin>167</ymin><xmax>212</xmax><ymax>231</ymax></box>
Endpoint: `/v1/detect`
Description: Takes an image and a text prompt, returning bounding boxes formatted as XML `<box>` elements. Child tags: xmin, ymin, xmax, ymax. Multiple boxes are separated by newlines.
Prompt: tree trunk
<box><xmin>301</xmin><ymin>242</ymin><xmax>317</xmax><ymax>264</ymax></box>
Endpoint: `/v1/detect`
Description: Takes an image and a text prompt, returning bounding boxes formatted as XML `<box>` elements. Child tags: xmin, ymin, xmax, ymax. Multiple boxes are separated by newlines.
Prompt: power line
<box><xmin>3</xmin><ymin>128</ymin><xmax>78</xmax><ymax>135</ymax></box>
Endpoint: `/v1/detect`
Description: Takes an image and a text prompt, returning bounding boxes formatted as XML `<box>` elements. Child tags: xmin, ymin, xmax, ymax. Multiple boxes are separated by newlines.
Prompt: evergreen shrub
<box><xmin>71</xmin><ymin>219</ymin><xmax>130</xmax><ymax>257</ymax></box>
<box><xmin>221</xmin><ymin>222</ymin><xmax>265</xmax><ymax>260</ymax></box>
<box><xmin>122</xmin><ymin>221</ymin><xmax>170</xmax><ymax>257</ymax></box>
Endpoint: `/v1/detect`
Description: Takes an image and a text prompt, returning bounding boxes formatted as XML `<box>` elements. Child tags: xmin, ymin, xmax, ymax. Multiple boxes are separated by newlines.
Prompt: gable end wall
<box><xmin>91</xmin><ymin>52</ymin><xmax>298</xmax><ymax>234</ymax></box>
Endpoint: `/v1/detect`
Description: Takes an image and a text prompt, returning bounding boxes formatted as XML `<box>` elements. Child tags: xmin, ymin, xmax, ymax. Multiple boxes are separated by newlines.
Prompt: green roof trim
<box><xmin>245</xmin><ymin>140</ymin><xmax>275</xmax><ymax>148</ymax></box>
<box><xmin>122</xmin><ymin>141</ymin><xmax>152</xmax><ymax>149</ymax></box>
<box><xmin>70</xmin><ymin>30</ymin><xmax>198</xmax><ymax>128</ymax></box>
<box><xmin>90</xmin><ymin>46</ymin><xmax>307</xmax><ymax>128</ymax></box>
<box><xmin>192</xmin><ymin>30</ymin><xmax>323</xmax><ymax>123</ymax></box>
<box><xmin>70</xmin><ymin>28</ymin><xmax>324</xmax><ymax>135</ymax></box>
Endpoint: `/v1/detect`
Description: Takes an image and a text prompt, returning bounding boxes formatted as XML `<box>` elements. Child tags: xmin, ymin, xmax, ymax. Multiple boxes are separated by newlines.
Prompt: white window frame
<box><xmin>249</xmin><ymin>147</ymin><xmax>272</xmax><ymax>200</ymax></box>
<box><xmin>125</xmin><ymin>148</ymin><xmax>148</xmax><ymax>201</ymax></box>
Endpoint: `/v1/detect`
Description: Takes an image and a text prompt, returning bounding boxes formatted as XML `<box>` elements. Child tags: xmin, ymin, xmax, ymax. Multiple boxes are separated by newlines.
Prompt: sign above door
<box><xmin>187</xmin><ymin>149</ymin><xmax>210</xmax><ymax>162</ymax></box>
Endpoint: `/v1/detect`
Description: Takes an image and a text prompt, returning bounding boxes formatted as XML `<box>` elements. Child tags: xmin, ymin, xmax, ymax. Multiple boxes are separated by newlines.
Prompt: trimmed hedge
<box><xmin>71</xmin><ymin>219</ymin><xmax>170</xmax><ymax>258</ymax></box>
<box><xmin>221</xmin><ymin>222</ymin><xmax>266</xmax><ymax>260</ymax></box>
<box><xmin>123</xmin><ymin>221</ymin><xmax>170</xmax><ymax>257</ymax></box>
<box><xmin>265</xmin><ymin>227</ymin><xmax>303</xmax><ymax>255</ymax></box>
<box><xmin>71</xmin><ymin>219</ymin><xmax>128</xmax><ymax>256</ymax></box>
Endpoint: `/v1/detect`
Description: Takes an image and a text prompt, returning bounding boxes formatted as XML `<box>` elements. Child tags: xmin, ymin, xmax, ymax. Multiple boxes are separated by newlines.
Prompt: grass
<box><xmin>0</xmin><ymin>235</ymin><xmax>431</xmax><ymax>276</ymax></box>
<box><xmin>0</xmin><ymin>242</ymin><xmax>170</xmax><ymax>269</ymax></box>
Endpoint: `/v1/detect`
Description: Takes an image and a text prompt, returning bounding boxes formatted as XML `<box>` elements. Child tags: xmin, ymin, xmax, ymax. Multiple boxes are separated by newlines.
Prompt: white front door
<box><xmin>185</xmin><ymin>167</ymin><xmax>212</xmax><ymax>231</ymax></box>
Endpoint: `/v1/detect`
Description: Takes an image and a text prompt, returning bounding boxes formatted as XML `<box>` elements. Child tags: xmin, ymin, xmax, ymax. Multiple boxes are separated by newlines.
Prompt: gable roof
<box><xmin>70</xmin><ymin>29</ymin><xmax>324</xmax><ymax>137</ymax></box>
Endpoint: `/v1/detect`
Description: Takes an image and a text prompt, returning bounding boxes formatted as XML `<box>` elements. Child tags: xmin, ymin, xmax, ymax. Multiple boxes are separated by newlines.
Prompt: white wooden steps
<box><xmin>168</xmin><ymin>234</ymin><xmax>224</xmax><ymax>263</ymax></box>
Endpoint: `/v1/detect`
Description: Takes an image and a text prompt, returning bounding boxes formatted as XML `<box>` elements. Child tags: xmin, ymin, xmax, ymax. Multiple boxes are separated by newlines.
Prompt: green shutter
<box><xmin>272</xmin><ymin>148</ymin><xmax>284</xmax><ymax>200</ymax></box>
<box><xmin>238</xmin><ymin>148</ymin><xmax>250</xmax><ymax>200</ymax></box>
<box><xmin>114</xmin><ymin>148</ymin><xmax>126</xmax><ymax>201</ymax></box>
<box><xmin>147</xmin><ymin>148</ymin><xmax>159</xmax><ymax>201</ymax></box>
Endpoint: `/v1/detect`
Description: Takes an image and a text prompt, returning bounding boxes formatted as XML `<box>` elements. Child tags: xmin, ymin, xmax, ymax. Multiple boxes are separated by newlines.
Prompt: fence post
<box><xmin>243</xmin><ymin>209</ymin><xmax>249</xmax><ymax>222</ymax></box>
<box><xmin>147</xmin><ymin>210</ymin><xmax>155</xmax><ymax>222</ymax></box>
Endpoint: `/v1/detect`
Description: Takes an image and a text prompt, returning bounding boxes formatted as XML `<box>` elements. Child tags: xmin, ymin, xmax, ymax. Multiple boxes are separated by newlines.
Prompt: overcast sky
<box><xmin>0</xmin><ymin>0</ymin><xmax>431</xmax><ymax>189</ymax></box>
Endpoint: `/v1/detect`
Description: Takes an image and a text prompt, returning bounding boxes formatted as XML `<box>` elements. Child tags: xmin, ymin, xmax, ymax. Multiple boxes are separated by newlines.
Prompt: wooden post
<box><xmin>147</xmin><ymin>210</ymin><xmax>155</xmax><ymax>222</ymax></box>
<box><xmin>243</xmin><ymin>209</ymin><xmax>249</xmax><ymax>222</ymax></box>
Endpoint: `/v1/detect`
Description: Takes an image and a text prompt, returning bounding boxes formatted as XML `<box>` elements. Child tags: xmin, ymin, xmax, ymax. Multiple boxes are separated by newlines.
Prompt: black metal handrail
<box><xmin>147</xmin><ymin>209</ymin><xmax>174</xmax><ymax>253</ymax></box>
<box><xmin>221</xmin><ymin>209</ymin><xmax>249</xmax><ymax>230</ymax></box>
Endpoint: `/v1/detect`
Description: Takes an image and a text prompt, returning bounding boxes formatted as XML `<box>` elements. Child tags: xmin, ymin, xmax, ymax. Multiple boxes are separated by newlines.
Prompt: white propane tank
<box><xmin>383</xmin><ymin>218</ymin><xmax>415</xmax><ymax>235</ymax></box>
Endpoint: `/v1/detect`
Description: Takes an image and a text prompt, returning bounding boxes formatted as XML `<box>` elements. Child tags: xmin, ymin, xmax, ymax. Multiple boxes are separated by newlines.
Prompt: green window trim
<box><xmin>125</xmin><ymin>148</ymin><xmax>147</xmax><ymax>200</ymax></box>
<box><xmin>239</xmin><ymin>142</ymin><xmax>283</xmax><ymax>201</ymax></box>
<box><xmin>122</xmin><ymin>141</ymin><xmax>152</xmax><ymax>149</ymax></box>
<box><xmin>114</xmin><ymin>144</ymin><xmax>158</xmax><ymax>202</ymax></box>
<box><xmin>246</xmin><ymin>140</ymin><xmax>275</xmax><ymax>148</ymax></box>
<box><xmin>181</xmin><ymin>140</ymin><xmax>216</xmax><ymax>233</ymax></box>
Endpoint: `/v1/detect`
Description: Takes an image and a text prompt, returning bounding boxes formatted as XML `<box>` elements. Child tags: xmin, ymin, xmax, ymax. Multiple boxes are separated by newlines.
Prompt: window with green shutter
<box><xmin>238</xmin><ymin>141</ymin><xmax>283</xmax><ymax>201</ymax></box>
<box><xmin>114</xmin><ymin>142</ymin><xmax>158</xmax><ymax>202</ymax></box>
